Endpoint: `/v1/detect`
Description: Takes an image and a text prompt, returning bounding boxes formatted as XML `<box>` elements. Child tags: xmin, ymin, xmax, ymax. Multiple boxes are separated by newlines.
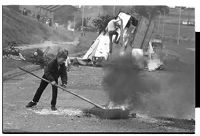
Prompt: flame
<box><xmin>107</xmin><ymin>101</ymin><xmax>129</xmax><ymax>110</ymax></box>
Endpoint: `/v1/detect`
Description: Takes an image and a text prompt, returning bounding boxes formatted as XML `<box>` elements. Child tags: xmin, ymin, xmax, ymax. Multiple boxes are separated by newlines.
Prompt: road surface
<box><xmin>3</xmin><ymin>64</ymin><xmax>194</xmax><ymax>133</ymax></box>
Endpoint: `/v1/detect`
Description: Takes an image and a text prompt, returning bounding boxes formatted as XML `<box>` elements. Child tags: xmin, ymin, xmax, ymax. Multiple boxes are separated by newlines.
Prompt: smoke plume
<box><xmin>102</xmin><ymin>53</ymin><xmax>195</xmax><ymax>119</ymax></box>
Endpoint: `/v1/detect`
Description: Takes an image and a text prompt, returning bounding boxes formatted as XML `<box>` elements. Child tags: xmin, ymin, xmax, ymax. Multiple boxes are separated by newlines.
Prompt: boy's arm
<box><xmin>105</xmin><ymin>26</ymin><xmax>108</xmax><ymax>33</ymax></box>
<box><xmin>60</xmin><ymin>64</ymin><xmax>68</xmax><ymax>85</ymax></box>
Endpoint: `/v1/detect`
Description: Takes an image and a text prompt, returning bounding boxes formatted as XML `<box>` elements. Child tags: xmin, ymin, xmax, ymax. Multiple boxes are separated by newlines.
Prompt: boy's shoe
<box><xmin>26</xmin><ymin>101</ymin><xmax>37</xmax><ymax>108</ymax></box>
<box><xmin>51</xmin><ymin>105</ymin><xmax>57</xmax><ymax>111</ymax></box>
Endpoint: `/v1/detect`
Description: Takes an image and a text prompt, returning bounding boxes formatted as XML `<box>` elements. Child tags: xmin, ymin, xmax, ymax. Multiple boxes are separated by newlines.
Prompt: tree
<box><xmin>92</xmin><ymin>15</ymin><xmax>114</xmax><ymax>33</ymax></box>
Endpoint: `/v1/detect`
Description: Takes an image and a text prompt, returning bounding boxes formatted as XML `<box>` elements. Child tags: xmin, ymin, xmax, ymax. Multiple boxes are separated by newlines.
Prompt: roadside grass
<box><xmin>155</xmin><ymin>23</ymin><xmax>195</xmax><ymax>41</ymax></box>
<box><xmin>153</xmin><ymin>8</ymin><xmax>195</xmax><ymax>41</ymax></box>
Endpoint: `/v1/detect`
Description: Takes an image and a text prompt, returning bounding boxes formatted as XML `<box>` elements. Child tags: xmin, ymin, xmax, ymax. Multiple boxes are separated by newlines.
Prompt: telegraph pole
<box><xmin>161</xmin><ymin>10</ymin><xmax>165</xmax><ymax>40</ymax></box>
<box><xmin>81</xmin><ymin>5</ymin><xmax>85</xmax><ymax>36</ymax></box>
<box><xmin>177</xmin><ymin>7</ymin><xmax>182</xmax><ymax>45</ymax></box>
<box><xmin>158</xmin><ymin>12</ymin><xmax>161</xmax><ymax>34</ymax></box>
<box><xmin>73</xmin><ymin>13</ymin><xmax>76</xmax><ymax>35</ymax></box>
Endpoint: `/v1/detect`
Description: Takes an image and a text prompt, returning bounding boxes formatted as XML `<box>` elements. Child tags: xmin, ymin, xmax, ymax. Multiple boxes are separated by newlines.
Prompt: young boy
<box><xmin>26</xmin><ymin>49</ymin><xmax>68</xmax><ymax>111</ymax></box>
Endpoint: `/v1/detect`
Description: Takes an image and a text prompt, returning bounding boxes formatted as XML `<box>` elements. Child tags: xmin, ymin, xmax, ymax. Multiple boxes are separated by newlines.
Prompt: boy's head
<box><xmin>56</xmin><ymin>49</ymin><xmax>68</xmax><ymax>65</ymax></box>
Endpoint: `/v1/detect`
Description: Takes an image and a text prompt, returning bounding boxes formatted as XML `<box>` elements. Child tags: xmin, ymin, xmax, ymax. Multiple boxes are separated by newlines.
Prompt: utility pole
<box><xmin>158</xmin><ymin>12</ymin><xmax>161</xmax><ymax>34</ymax></box>
<box><xmin>141</xmin><ymin>12</ymin><xmax>151</xmax><ymax>49</ymax></box>
<box><xmin>161</xmin><ymin>10</ymin><xmax>165</xmax><ymax>40</ymax></box>
<box><xmin>177</xmin><ymin>7</ymin><xmax>182</xmax><ymax>45</ymax></box>
<box><xmin>73</xmin><ymin>13</ymin><xmax>76</xmax><ymax>35</ymax></box>
<box><xmin>187</xmin><ymin>8</ymin><xmax>190</xmax><ymax>22</ymax></box>
<box><xmin>81</xmin><ymin>5</ymin><xmax>85</xmax><ymax>36</ymax></box>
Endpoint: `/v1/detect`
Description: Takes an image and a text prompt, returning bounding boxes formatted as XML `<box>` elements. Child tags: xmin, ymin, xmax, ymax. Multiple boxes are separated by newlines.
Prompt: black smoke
<box><xmin>102</xmin><ymin>53</ymin><xmax>195</xmax><ymax>119</ymax></box>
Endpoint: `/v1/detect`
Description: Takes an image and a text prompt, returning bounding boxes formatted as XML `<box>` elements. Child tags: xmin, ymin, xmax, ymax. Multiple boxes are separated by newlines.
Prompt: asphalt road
<box><xmin>3</xmin><ymin>64</ymin><xmax>194</xmax><ymax>133</ymax></box>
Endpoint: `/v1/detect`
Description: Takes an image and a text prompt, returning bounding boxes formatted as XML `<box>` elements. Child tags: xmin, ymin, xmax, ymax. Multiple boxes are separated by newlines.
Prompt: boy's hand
<box><xmin>51</xmin><ymin>81</ymin><xmax>57</xmax><ymax>85</ymax></box>
<box><xmin>61</xmin><ymin>83</ymin><xmax>67</xmax><ymax>88</ymax></box>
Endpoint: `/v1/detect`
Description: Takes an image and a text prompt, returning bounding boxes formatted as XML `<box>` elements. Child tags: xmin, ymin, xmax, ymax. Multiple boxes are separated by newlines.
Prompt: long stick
<box><xmin>18</xmin><ymin>67</ymin><xmax>104</xmax><ymax>109</ymax></box>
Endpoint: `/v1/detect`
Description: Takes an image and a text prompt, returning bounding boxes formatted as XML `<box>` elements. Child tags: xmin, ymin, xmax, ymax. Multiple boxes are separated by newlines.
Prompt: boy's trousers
<box><xmin>32</xmin><ymin>75</ymin><xmax>58</xmax><ymax>106</ymax></box>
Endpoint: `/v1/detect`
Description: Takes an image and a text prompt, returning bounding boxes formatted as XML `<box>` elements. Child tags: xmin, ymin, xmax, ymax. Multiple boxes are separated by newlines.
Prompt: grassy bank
<box><xmin>2</xmin><ymin>6</ymin><xmax>74</xmax><ymax>48</ymax></box>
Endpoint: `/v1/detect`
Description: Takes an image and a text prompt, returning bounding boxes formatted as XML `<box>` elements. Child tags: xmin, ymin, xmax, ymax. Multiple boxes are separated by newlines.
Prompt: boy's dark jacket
<box><xmin>44</xmin><ymin>58</ymin><xmax>67</xmax><ymax>84</ymax></box>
